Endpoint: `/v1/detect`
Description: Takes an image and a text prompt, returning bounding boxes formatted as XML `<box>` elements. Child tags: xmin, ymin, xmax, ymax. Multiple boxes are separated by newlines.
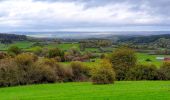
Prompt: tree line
<box><xmin>0</xmin><ymin>33</ymin><xmax>27</xmax><ymax>44</ymax></box>
<box><xmin>79</xmin><ymin>39</ymin><xmax>112</xmax><ymax>51</ymax></box>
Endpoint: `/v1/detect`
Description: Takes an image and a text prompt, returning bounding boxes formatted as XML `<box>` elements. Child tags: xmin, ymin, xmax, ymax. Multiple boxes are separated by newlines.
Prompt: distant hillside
<box><xmin>118</xmin><ymin>34</ymin><xmax>170</xmax><ymax>44</ymax></box>
<box><xmin>0</xmin><ymin>33</ymin><xmax>27</xmax><ymax>41</ymax></box>
<box><xmin>11</xmin><ymin>31</ymin><xmax>170</xmax><ymax>39</ymax></box>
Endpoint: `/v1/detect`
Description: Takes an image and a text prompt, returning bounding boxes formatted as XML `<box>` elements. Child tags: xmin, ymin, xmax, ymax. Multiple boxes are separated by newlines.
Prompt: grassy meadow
<box><xmin>0</xmin><ymin>41</ymin><xmax>34</xmax><ymax>51</ymax></box>
<box><xmin>137</xmin><ymin>53</ymin><xmax>170</xmax><ymax>67</ymax></box>
<box><xmin>0</xmin><ymin>81</ymin><xmax>169</xmax><ymax>100</ymax></box>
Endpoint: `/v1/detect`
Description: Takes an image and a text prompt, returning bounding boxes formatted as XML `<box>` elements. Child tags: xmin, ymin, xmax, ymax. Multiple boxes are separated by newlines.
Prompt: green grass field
<box><xmin>0</xmin><ymin>41</ymin><xmax>34</xmax><ymax>51</ymax></box>
<box><xmin>45</xmin><ymin>43</ymin><xmax>80</xmax><ymax>51</ymax></box>
<box><xmin>137</xmin><ymin>53</ymin><xmax>170</xmax><ymax>67</ymax></box>
<box><xmin>85</xmin><ymin>48</ymin><xmax>99</xmax><ymax>52</ymax></box>
<box><xmin>0</xmin><ymin>81</ymin><xmax>169</xmax><ymax>100</ymax></box>
<box><xmin>0</xmin><ymin>42</ymin><xmax>80</xmax><ymax>51</ymax></box>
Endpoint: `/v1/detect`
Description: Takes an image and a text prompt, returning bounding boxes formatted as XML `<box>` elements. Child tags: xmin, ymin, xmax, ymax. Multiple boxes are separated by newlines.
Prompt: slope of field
<box><xmin>0</xmin><ymin>81</ymin><xmax>169</xmax><ymax>100</ymax></box>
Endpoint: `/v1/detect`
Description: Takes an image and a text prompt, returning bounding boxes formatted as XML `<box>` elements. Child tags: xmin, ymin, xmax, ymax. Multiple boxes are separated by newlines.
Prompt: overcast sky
<box><xmin>0</xmin><ymin>0</ymin><xmax>170</xmax><ymax>32</ymax></box>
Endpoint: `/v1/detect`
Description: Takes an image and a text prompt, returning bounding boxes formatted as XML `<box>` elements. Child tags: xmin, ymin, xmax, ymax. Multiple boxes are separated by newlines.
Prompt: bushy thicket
<box><xmin>158</xmin><ymin>62</ymin><xmax>170</xmax><ymax>80</ymax></box>
<box><xmin>0</xmin><ymin>52</ymin><xmax>9</xmax><ymax>59</ymax></box>
<box><xmin>91</xmin><ymin>60</ymin><xmax>115</xmax><ymax>84</ymax></box>
<box><xmin>126</xmin><ymin>64</ymin><xmax>158</xmax><ymax>80</ymax></box>
<box><xmin>70</xmin><ymin>61</ymin><xmax>91</xmax><ymax>81</ymax></box>
<box><xmin>126</xmin><ymin>63</ymin><xmax>170</xmax><ymax>80</ymax></box>
<box><xmin>0</xmin><ymin>58</ymin><xmax>19</xmax><ymax>87</ymax></box>
<box><xmin>15</xmin><ymin>53</ymin><xmax>39</xmax><ymax>84</ymax></box>
<box><xmin>64</xmin><ymin>48</ymin><xmax>94</xmax><ymax>62</ymax></box>
<box><xmin>108</xmin><ymin>47</ymin><xmax>170</xmax><ymax>81</ymax></box>
<box><xmin>47</xmin><ymin>48</ymin><xmax>65</xmax><ymax>62</ymax></box>
<box><xmin>0</xmin><ymin>53</ymin><xmax>92</xmax><ymax>87</ymax></box>
<box><xmin>36</xmin><ymin>58</ymin><xmax>72</xmax><ymax>82</ymax></box>
<box><xmin>0</xmin><ymin>53</ymin><xmax>116</xmax><ymax>87</ymax></box>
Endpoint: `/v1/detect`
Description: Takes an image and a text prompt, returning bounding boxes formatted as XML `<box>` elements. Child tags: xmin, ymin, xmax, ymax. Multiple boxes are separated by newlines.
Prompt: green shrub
<box><xmin>91</xmin><ymin>60</ymin><xmax>115</xmax><ymax>84</ymax></box>
<box><xmin>14</xmin><ymin>53</ymin><xmax>38</xmax><ymax>84</ymax></box>
<box><xmin>61</xmin><ymin>66</ymin><xmax>73</xmax><ymax>82</ymax></box>
<box><xmin>8</xmin><ymin>45</ymin><xmax>22</xmax><ymax>55</ymax></box>
<box><xmin>47</xmin><ymin>48</ymin><xmax>65</xmax><ymax>62</ymax></box>
<box><xmin>70</xmin><ymin>61</ymin><xmax>90</xmax><ymax>81</ymax></box>
<box><xmin>38</xmin><ymin>58</ymin><xmax>73</xmax><ymax>82</ymax></box>
<box><xmin>14</xmin><ymin>53</ymin><xmax>37</xmax><ymax>67</ymax></box>
<box><xmin>126</xmin><ymin>64</ymin><xmax>158</xmax><ymax>80</ymax></box>
<box><xmin>68</xmin><ymin>47</ymin><xmax>81</xmax><ymax>56</ymax></box>
<box><xmin>33</xmin><ymin>61</ymin><xmax>57</xmax><ymax>83</ymax></box>
<box><xmin>145</xmin><ymin>58</ymin><xmax>152</xmax><ymax>62</ymax></box>
<box><xmin>110</xmin><ymin>47</ymin><xmax>137</xmax><ymax>80</ymax></box>
<box><xmin>32</xmin><ymin>46</ymin><xmax>43</xmax><ymax>56</ymax></box>
<box><xmin>158</xmin><ymin>62</ymin><xmax>170</xmax><ymax>80</ymax></box>
<box><xmin>0</xmin><ymin>58</ymin><xmax>19</xmax><ymax>87</ymax></box>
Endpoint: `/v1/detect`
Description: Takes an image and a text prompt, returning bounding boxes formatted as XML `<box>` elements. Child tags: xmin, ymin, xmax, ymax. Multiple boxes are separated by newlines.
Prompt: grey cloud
<box><xmin>33</xmin><ymin>0</ymin><xmax>170</xmax><ymax>17</ymax></box>
<box><xmin>1</xmin><ymin>0</ymin><xmax>170</xmax><ymax>31</ymax></box>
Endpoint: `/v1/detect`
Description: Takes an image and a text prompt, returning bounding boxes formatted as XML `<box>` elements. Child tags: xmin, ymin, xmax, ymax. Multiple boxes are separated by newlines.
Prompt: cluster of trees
<box><xmin>0</xmin><ymin>54</ymin><xmax>85</xmax><ymax>86</ymax></box>
<box><xmin>123</xmin><ymin>43</ymin><xmax>155</xmax><ymax>50</ymax></box>
<box><xmin>126</xmin><ymin>63</ymin><xmax>170</xmax><ymax>80</ymax></box>
<box><xmin>107</xmin><ymin>47</ymin><xmax>170</xmax><ymax>80</ymax></box>
<box><xmin>64</xmin><ymin>48</ymin><xmax>98</xmax><ymax>62</ymax></box>
<box><xmin>118</xmin><ymin>35</ymin><xmax>170</xmax><ymax>54</ymax></box>
<box><xmin>80</xmin><ymin>39</ymin><xmax>112</xmax><ymax>51</ymax></box>
<box><xmin>110</xmin><ymin>47</ymin><xmax>137</xmax><ymax>80</ymax></box>
<box><xmin>0</xmin><ymin>52</ymin><xmax>115</xmax><ymax>87</ymax></box>
<box><xmin>46</xmin><ymin>47</ymin><xmax>96</xmax><ymax>62</ymax></box>
<box><xmin>119</xmin><ymin>39</ymin><xmax>170</xmax><ymax>55</ymax></box>
<box><xmin>7</xmin><ymin>45</ymin><xmax>97</xmax><ymax>62</ymax></box>
<box><xmin>153</xmin><ymin>38</ymin><xmax>170</xmax><ymax>48</ymax></box>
